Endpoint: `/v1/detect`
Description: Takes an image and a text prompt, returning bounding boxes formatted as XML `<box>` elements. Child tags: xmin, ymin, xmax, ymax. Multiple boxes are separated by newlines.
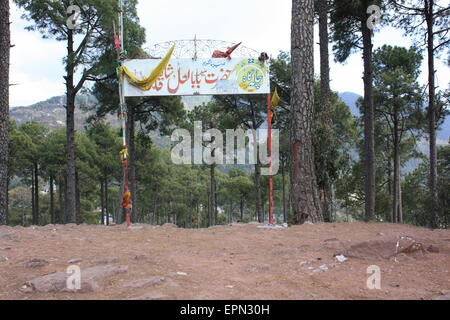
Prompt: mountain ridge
<box><xmin>10</xmin><ymin>92</ymin><xmax>448</xmax><ymax>143</ymax></box>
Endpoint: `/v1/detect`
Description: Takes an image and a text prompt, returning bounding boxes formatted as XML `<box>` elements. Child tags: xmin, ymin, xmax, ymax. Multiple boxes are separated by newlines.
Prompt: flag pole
<box><xmin>116</xmin><ymin>0</ymin><xmax>131</xmax><ymax>227</ymax></box>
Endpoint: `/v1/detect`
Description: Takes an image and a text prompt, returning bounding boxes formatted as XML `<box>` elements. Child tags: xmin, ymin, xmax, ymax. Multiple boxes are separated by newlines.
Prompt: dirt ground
<box><xmin>0</xmin><ymin>222</ymin><xmax>449</xmax><ymax>300</ymax></box>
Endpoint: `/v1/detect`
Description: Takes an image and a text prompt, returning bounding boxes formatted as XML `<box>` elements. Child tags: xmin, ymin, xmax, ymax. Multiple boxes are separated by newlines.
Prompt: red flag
<box><xmin>114</xmin><ymin>34</ymin><xmax>121</xmax><ymax>51</ymax></box>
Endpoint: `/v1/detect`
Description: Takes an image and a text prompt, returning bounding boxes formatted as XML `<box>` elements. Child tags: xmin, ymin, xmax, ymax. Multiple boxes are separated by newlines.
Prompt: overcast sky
<box><xmin>9</xmin><ymin>0</ymin><xmax>450</xmax><ymax>107</ymax></box>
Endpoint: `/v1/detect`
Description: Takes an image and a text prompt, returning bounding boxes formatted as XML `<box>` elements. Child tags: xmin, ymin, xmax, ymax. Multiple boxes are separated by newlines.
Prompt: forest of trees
<box><xmin>0</xmin><ymin>0</ymin><xmax>448</xmax><ymax>229</ymax></box>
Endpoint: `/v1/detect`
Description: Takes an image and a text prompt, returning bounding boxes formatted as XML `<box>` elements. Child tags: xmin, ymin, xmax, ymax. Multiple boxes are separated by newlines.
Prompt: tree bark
<box><xmin>34</xmin><ymin>162</ymin><xmax>39</xmax><ymax>225</ymax></box>
<box><xmin>281</xmin><ymin>155</ymin><xmax>287</xmax><ymax>223</ymax></box>
<box><xmin>209</xmin><ymin>164</ymin><xmax>216</xmax><ymax>226</ymax></box>
<box><xmin>104</xmin><ymin>175</ymin><xmax>109</xmax><ymax>225</ymax></box>
<box><xmin>58</xmin><ymin>177</ymin><xmax>65</xmax><ymax>224</ymax></box>
<box><xmin>0</xmin><ymin>0</ymin><xmax>10</xmax><ymax>225</ymax></box>
<box><xmin>31</xmin><ymin>170</ymin><xmax>35</xmax><ymax>225</ymax></box>
<box><xmin>255</xmin><ymin>163</ymin><xmax>263</xmax><ymax>222</ymax></box>
<box><xmin>207</xmin><ymin>187</ymin><xmax>211</xmax><ymax>227</ymax></box>
<box><xmin>65</xmin><ymin>28</ymin><xmax>77</xmax><ymax>224</ymax></box>
<box><xmin>250</xmin><ymin>117</ymin><xmax>263</xmax><ymax>223</ymax></box>
<box><xmin>318</xmin><ymin>0</ymin><xmax>333</xmax><ymax>222</ymax></box>
<box><xmin>75</xmin><ymin>171</ymin><xmax>81</xmax><ymax>224</ymax></box>
<box><xmin>290</xmin><ymin>0</ymin><xmax>323</xmax><ymax>224</ymax></box>
<box><xmin>100</xmin><ymin>179</ymin><xmax>105</xmax><ymax>225</ymax></box>
<box><xmin>50</xmin><ymin>175</ymin><xmax>55</xmax><ymax>224</ymax></box>
<box><xmin>214</xmin><ymin>179</ymin><xmax>218</xmax><ymax>224</ymax></box>
<box><xmin>240</xmin><ymin>198</ymin><xmax>244</xmax><ymax>221</ymax></box>
<box><xmin>398</xmin><ymin>179</ymin><xmax>403</xmax><ymax>224</ymax></box>
<box><xmin>154</xmin><ymin>196</ymin><xmax>159</xmax><ymax>225</ymax></box>
<box><xmin>393</xmin><ymin>120</ymin><xmax>400</xmax><ymax>223</ymax></box>
<box><xmin>426</xmin><ymin>1</ymin><xmax>438</xmax><ymax>228</ymax></box>
<box><xmin>362</xmin><ymin>17</ymin><xmax>375</xmax><ymax>222</ymax></box>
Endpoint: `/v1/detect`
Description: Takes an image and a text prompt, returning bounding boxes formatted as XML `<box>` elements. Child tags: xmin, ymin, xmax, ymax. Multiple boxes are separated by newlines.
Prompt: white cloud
<box><xmin>10</xmin><ymin>72</ymin><xmax>65</xmax><ymax>107</ymax></box>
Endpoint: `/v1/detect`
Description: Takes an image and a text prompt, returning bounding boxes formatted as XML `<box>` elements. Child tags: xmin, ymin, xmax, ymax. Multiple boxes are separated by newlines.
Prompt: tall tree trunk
<box><xmin>426</xmin><ymin>1</ymin><xmax>438</xmax><ymax>228</ymax></box>
<box><xmin>388</xmin><ymin>153</ymin><xmax>393</xmax><ymax>223</ymax></box>
<box><xmin>240</xmin><ymin>198</ymin><xmax>244</xmax><ymax>221</ymax></box>
<box><xmin>262</xmin><ymin>202</ymin><xmax>266</xmax><ymax>223</ymax></box>
<box><xmin>207</xmin><ymin>187</ymin><xmax>211</xmax><ymax>227</ymax></box>
<box><xmin>251</xmin><ymin>123</ymin><xmax>263</xmax><ymax>223</ymax></box>
<box><xmin>393</xmin><ymin>122</ymin><xmax>400</xmax><ymax>224</ymax></box>
<box><xmin>104</xmin><ymin>175</ymin><xmax>109</xmax><ymax>226</ymax></box>
<box><xmin>187</xmin><ymin>201</ymin><xmax>192</xmax><ymax>228</ymax></box>
<box><xmin>100</xmin><ymin>179</ymin><xmax>105</xmax><ymax>225</ymax></box>
<box><xmin>50</xmin><ymin>175</ymin><xmax>55</xmax><ymax>224</ymax></box>
<box><xmin>209</xmin><ymin>164</ymin><xmax>216</xmax><ymax>226</ymax></box>
<box><xmin>65</xmin><ymin>28</ymin><xmax>77</xmax><ymax>224</ymax></box>
<box><xmin>290</xmin><ymin>0</ymin><xmax>322</xmax><ymax>224</ymax></box>
<box><xmin>318</xmin><ymin>0</ymin><xmax>333</xmax><ymax>222</ymax></box>
<box><xmin>34</xmin><ymin>162</ymin><xmax>39</xmax><ymax>225</ymax></box>
<box><xmin>154</xmin><ymin>196</ymin><xmax>159</xmax><ymax>225</ymax></box>
<box><xmin>398</xmin><ymin>179</ymin><xmax>403</xmax><ymax>224</ymax></box>
<box><xmin>75</xmin><ymin>171</ymin><xmax>81</xmax><ymax>224</ymax></box>
<box><xmin>281</xmin><ymin>156</ymin><xmax>287</xmax><ymax>223</ymax></box>
<box><xmin>362</xmin><ymin>17</ymin><xmax>375</xmax><ymax>222</ymax></box>
<box><xmin>255</xmin><ymin>163</ymin><xmax>263</xmax><ymax>222</ymax></box>
<box><xmin>58</xmin><ymin>177</ymin><xmax>65</xmax><ymax>224</ymax></box>
<box><xmin>0</xmin><ymin>0</ymin><xmax>10</xmax><ymax>225</ymax></box>
<box><xmin>127</xmin><ymin>105</ymin><xmax>137</xmax><ymax>224</ymax></box>
<box><xmin>214</xmin><ymin>179</ymin><xmax>218</xmax><ymax>224</ymax></box>
<box><xmin>31</xmin><ymin>170</ymin><xmax>35</xmax><ymax>225</ymax></box>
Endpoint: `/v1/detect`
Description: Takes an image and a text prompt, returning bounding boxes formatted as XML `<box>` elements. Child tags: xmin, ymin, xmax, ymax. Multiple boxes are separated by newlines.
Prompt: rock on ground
<box><xmin>161</xmin><ymin>223</ymin><xmax>177</xmax><ymax>228</ymax></box>
<box><xmin>92</xmin><ymin>256</ymin><xmax>119</xmax><ymax>265</ymax></box>
<box><xmin>0</xmin><ymin>232</ymin><xmax>20</xmax><ymax>242</ymax></box>
<box><xmin>122</xmin><ymin>276</ymin><xmax>165</xmax><ymax>288</ymax></box>
<box><xmin>24</xmin><ymin>259</ymin><xmax>49</xmax><ymax>269</ymax></box>
<box><xmin>24</xmin><ymin>265</ymin><xmax>128</xmax><ymax>293</ymax></box>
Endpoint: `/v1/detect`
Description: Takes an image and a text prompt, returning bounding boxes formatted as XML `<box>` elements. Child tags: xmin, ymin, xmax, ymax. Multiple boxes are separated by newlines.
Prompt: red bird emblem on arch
<box><xmin>212</xmin><ymin>42</ymin><xmax>242</xmax><ymax>60</ymax></box>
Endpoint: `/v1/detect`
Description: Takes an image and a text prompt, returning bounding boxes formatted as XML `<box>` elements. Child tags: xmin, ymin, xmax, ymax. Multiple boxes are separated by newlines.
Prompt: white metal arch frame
<box><xmin>146</xmin><ymin>38</ymin><xmax>261</xmax><ymax>60</ymax></box>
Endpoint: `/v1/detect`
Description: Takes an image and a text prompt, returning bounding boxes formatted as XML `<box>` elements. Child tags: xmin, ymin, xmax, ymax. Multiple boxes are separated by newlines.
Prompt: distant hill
<box><xmin>338</xmin><ymin>92</ymin><xmax>449</xmax><ymax>144</ymax></box>
<box><xmin>339</xmin><ymin>92</ymin><xmax>361</xmax><ymax>117</ymax></box>
<box><xmin>10</xmin><ymin>92</ymin><xmax>448</xmax><ymax>147</ymax></box>
<box><xmin>10</xmin><ymin>95</ymin><xmax>212</xmax><ymax>129</ymax></box>
<box><xmin>10</xmin><ymin>94</ymin><xmax>121</xmax><ymax>131</ymax></box>
<box><xmin>9</xmin><ymin>95</ymin><xmax>213</xmax><ymax>149</ymax></box>
<box><xmin>438</xmin><ymin>117</ymin><xmax>450</xmax><ymax>144</ymax></box>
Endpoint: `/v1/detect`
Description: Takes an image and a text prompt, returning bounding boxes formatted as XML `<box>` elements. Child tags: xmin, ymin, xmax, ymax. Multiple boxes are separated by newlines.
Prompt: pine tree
<box><xmin>389</xmin><ymin>0</ymin><xmax>450</xmax><ymax>227</ymax></box>
<box><xmin>316</xmin><ymin>0</ymin><xmax>334</xmax><ymax>221</ymax></box>
<box><xmin>0</xmin><ymin>0</ymin><xmax>10</xmax><ymax>225</ymax></box>
<box><xmin>330</xmin><ymin>0</ymin><xmax>384</xmax><ymax>221</ymax></box>
<box><xmin>291</xmin><ymin>0</ymin><xmax>323</xmax><ymax>223</ymax></box>
<box><xmin>373</xmin><ymin>45</ymin><xmax>424</xmax><ymax>223</ymax></box>
<box><xmin>14</xmin><ymin>0</ymin><xmax>121</xmax><ymax>223</ymax></box>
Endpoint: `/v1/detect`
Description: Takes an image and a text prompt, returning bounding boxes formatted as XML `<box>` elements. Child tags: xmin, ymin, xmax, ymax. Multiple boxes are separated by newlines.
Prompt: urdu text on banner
<box><xmin>122</xmin><ymin>58</ymin><xmax>270</xmax><ymax>97</ymax></box>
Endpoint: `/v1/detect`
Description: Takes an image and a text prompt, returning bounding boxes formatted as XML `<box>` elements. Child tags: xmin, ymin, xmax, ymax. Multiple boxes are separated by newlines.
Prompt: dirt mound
<box><xmin>341</xmin><ymin>235</ymin><xmax>432</xmax><ymax>260</ymax></box>
<box><xmin>322</xmin><ymin>238</ymin><xmax>351</xmax><ymax>251</ymax></box>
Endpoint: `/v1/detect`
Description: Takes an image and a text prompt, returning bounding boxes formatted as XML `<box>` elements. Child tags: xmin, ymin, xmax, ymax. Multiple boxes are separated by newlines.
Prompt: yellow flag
<box><xmin>120</xmin><ymin>45</ymin><xmax>175</xmax><ymax>91</ymax></box>
<box><xmin>271</xmin><ymin>88</ymin><xmax>280</xmax><ymax>109</ymax></box>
